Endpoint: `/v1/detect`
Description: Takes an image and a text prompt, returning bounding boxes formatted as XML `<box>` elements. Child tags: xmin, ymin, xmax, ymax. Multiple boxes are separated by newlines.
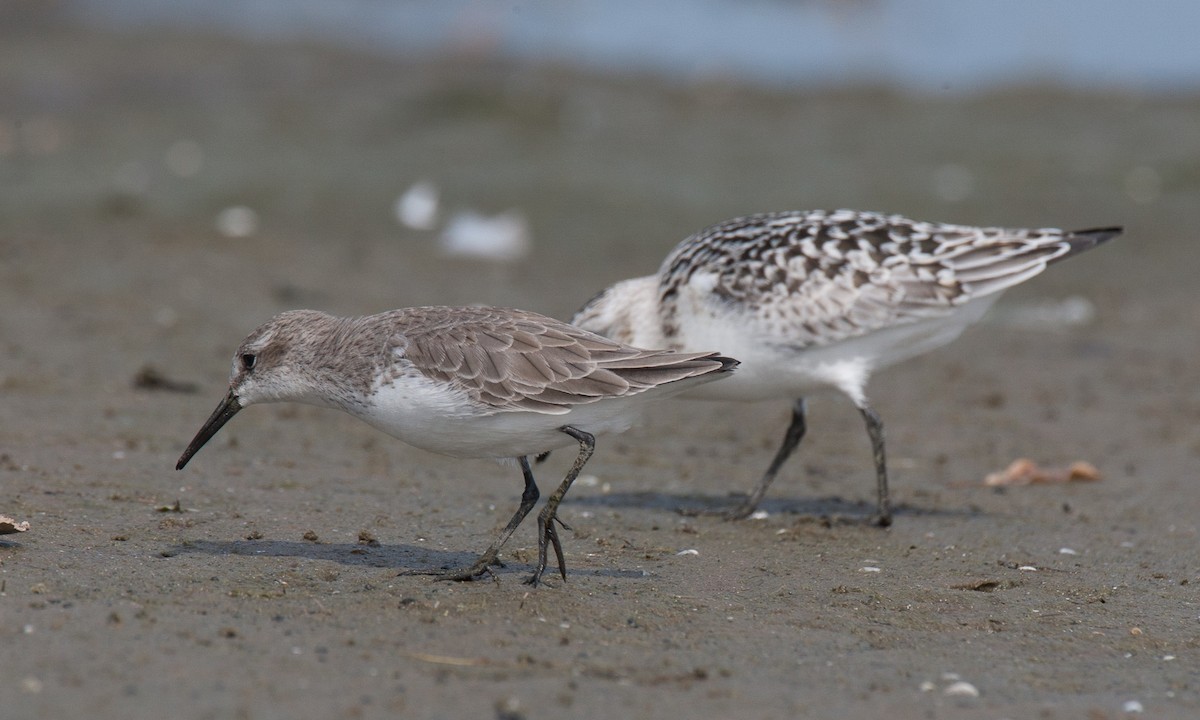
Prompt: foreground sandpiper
<box><xmin>573</xmin><ymin>209</ymin><xmax>1121</xmax><ymax>525</ymax></box>
<box><xmin>177</xmin><ymin>306</ymin><xmax>737</xmax><ymax>584</ymax></box>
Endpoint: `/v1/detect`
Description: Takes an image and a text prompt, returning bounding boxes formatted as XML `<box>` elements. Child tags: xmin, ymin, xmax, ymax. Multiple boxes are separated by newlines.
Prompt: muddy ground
<box><xmin>1</xmin><ymin>13</ymin><xmax>1199</xmax><ymax>720</ymax></box>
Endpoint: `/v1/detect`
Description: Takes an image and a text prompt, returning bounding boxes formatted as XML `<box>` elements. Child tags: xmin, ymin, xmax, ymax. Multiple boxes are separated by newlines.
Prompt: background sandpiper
<box><xmin>573</xmin><ymin>209</ymin><xmax>1120</xmax><ymax>525</ymax></box>
<box><xmin>176</xmin><ymin>305</ymin><xmax>737</xmax><ymax>584</ymax></box>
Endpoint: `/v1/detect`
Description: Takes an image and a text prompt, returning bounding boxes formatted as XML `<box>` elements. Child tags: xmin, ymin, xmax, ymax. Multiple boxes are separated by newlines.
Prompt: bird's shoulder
<box><xmin>384</xmin><ymin>306</ymin><xmax>676</xmax><ymax>414</ymax></box>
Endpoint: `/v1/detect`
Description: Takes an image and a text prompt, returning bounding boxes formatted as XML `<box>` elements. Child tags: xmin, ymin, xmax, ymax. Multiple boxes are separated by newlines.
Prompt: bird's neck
<box><xmin>575</xmin><ymin>276</ymin><xmax>671</xmax><ymax>349</ymax></box>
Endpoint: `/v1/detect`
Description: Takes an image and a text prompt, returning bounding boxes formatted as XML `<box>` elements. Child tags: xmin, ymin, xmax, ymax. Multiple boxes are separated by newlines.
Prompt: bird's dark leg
<box><xmin>858</xmin><ymin>404</ymin><xmax>892</xmax><ymax>527</ymax></box>
<box><xmin>403</xmin><ymin>456</ymin><xmax>541</xmax><ymax>581</ymax></box>
<box><xmin>683</xmin><ymin>398</ymin><xmax>807</xmax><ymax>520</ymax></box>
<box><xmin>526</xmin><ymin>425</ymin><xmax>595</xmax><ymax>586</ymax></box>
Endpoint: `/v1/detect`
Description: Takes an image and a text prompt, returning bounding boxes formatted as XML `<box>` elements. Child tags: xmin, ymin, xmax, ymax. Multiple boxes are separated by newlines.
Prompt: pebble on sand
<box><xmin>394</xmin><ymin>181</ymin><xmax>439</xmax><ymax>230</ymax></box>
<box><xmin>215</xmin><ymin>206</ymin><xmax>259</xmax><ymax>238</ymax></box>
<box><xmin>943</xmin><ymin>680</ymin><xmax>979</xmax><ymax>698</ymax></box>
<box><xmin>439</xmin><ymin>209</ymin><xmax>531</xmax><ymax>261</ymax></box>
<box><xmin>0</xmin><ymin>515</ymin><xmax>30</xmax><ymax>534</ymax></box>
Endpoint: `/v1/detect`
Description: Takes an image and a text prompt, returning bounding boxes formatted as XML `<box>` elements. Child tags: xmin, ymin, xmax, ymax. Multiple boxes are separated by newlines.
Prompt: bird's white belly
<box><xmin>353</xmin><ymin>375</ymin><xmax>649</xmax><ymax>460</ymax></box>
<box><xmin>673</xmin><ymin>295</ymin><xmax>1000</xmax><ymax>403</ymax></box>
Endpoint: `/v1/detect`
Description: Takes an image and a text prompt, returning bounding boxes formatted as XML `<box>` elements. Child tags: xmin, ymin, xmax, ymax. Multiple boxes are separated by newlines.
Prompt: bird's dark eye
<box><xmin>240</xmin><ymin>353</ymin><xmax>257</xmax><ymax>371</ymax></box>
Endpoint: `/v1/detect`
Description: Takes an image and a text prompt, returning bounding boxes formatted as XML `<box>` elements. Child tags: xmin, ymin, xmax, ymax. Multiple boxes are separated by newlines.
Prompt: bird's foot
<box><xmin>524</xmin><ymin>515</ymin><xmax>570</xmax><ymax>586</ymax></box>
<box><xmin>677</xmin><ymin>497</ymin><xmax>760</xmax><ymax>521</ymax></box>
<box><xmin>399</xmin><ymin>553</ymin><xmax>503</xmax><ymax>582</ymax></box>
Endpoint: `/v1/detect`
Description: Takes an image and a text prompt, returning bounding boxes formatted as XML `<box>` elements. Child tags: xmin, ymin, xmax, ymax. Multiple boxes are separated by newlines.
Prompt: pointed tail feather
<box><xmin>707</xmin><ymin>354</ymin><xmax>740</xmax><ymax>374</ymax></box>
<box><xmin>1055</xmin><ymin>226</ymin><xmax>1123</xmax><ymax>263</ymax></box>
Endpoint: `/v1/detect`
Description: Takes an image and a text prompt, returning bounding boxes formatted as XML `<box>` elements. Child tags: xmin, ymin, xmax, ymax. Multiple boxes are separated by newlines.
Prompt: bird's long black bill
<box><xmin>176</xmin><ymin>390</ymin><xmax>242</xmax><ymax>470</ymax></box>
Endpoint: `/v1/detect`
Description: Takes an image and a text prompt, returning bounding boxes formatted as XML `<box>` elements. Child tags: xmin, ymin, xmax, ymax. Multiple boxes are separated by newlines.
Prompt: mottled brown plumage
<box><xmin>574</xmin><ymin>209</ymin><xmax>1121</xmax><ymax>524</ymax></box>
<box><xmin>656</xmin><ymin>210</ymin><xmax>1119</xmax><ymax>350</ymax></box>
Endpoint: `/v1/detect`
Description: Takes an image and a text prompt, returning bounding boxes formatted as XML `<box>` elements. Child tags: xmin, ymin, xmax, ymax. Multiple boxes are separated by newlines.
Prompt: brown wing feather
<box><xmin>394</xmin><ymin>306</ymin><xmax>733</xmax><ymax>413</ymax></box>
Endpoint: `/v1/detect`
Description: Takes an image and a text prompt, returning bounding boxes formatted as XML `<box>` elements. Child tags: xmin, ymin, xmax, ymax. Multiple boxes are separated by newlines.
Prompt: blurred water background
<box><xmin>64</xmin><ymin>0</ymin><xmax>1200</xmax><ymax>93</ymax></box>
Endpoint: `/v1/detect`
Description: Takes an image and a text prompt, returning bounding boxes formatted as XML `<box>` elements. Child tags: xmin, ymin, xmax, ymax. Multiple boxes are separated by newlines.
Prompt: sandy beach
<box><xmin>2</xmin><ymin>13</ymin><xmax>1198</xmax><ymax>719</ymax></box>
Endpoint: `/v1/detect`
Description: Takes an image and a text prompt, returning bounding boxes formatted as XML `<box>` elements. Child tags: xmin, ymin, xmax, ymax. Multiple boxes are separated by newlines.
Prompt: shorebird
<box><xmin>176</xmin><ymin>306</ymin><xmax>737</xmax><ymax>584</ymax></box>
<box><xmin>573</xmin><ymin>209</ymin><xmax>1120</xmax><ymax>525</ymax></box>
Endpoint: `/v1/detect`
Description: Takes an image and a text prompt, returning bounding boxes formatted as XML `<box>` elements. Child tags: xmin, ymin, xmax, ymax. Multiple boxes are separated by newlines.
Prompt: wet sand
<box><xmin>2</xmin><ymin>16</ymin><xmax>1198</xmax><ymax>720</ymax></box>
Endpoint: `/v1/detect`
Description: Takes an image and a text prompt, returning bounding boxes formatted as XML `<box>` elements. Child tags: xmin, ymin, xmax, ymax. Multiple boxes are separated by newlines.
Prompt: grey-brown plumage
<box><xmin>176</xmin><ymin>305</ymin><xmax>737</xmax><ymax>585</ymax></box>
<box><xmin>392</xmin><ymin>305</ymin><xmax>739</xmax><ymax>414</ymax></box>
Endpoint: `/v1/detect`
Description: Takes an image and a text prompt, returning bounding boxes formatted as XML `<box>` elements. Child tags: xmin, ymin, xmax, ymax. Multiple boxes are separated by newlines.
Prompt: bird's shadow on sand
<box><xmin>168</xmin><ymin>539</ymin><xmax>651</xmax><ymax>580</ymax></box>
<box><xmin>568</xmin><ymin>490</ymin><xmax>976</xmax><ymax>523</ymax></box>
<box><xmin>166</xmin><ymin>494</ymin><xmax>976</xmax><ymax>580</ymax></box>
